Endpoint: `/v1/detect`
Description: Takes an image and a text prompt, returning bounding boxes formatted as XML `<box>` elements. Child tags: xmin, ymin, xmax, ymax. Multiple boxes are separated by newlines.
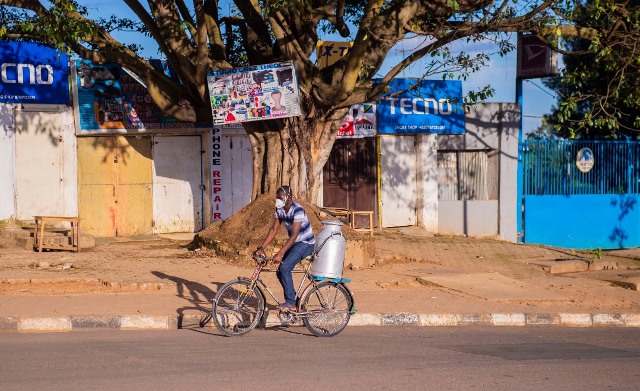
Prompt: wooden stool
<box><xmin>33</xmin><ymin>216</ymin><xmax>81</xmax><ymax>253</ymax></box>
<box><xmin>324</xmin><ymin>208</ymin><xmax>352</xmax><ymax>226</ymax></box>
<box><xmin>350</xmin><ymin>210</ymin><xmax>374</xmax><ymax>237</ymax></box>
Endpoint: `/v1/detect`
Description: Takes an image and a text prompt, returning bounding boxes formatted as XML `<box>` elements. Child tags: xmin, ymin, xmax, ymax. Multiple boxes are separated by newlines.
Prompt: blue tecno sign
<box><xmin>0</xmin><ymin>41</ymin><xmax>69</xmax><ymax>104</ymax></box>
<box><xmin>376</xmin><ymin>79</ymin><xmax>465</xmax><ymax>134</ymax></box>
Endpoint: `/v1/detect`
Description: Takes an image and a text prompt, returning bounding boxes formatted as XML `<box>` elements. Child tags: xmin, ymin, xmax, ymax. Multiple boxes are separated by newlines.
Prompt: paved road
<box><xmin>1</xmin><ymin>327</ymin><xmax>640</xmax><ymax>390</ymax></box>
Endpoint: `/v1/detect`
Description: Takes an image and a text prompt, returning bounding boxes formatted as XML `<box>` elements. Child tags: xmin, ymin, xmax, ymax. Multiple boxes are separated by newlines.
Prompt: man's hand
<box><xmin>253</xmin><ymin>246</ymin><xmax>266</xmax><ymax>258</ymax></box>
<box><xmin>273</xmin><ymin>252</ymin><xmax>284</xmax><ymax>264</ymax></box>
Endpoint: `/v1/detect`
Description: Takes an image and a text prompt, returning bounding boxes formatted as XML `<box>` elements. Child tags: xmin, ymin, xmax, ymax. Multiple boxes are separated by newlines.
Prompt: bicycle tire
<box><xmin>301</xmin><ymin>281</ymin><xmax>352</xmax><ymax>337</ymax></box>
<box><xmin>213</xmin><ymin>278</ymin><xmax>265</xmax><ymax>336</ymax></box>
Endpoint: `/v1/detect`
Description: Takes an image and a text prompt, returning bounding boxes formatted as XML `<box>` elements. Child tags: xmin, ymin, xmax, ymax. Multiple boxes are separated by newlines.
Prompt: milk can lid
<box><xmin>322</xmin><ymin>220</ymin><xmax>345</xmax><ymax>226</ymax></box>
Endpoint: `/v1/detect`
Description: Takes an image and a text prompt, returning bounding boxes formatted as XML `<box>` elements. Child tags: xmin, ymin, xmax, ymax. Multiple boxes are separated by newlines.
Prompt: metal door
<box><xmin>15</xmin><ymin>110</ymin><xmax>65</xmax><ymax>219</ymax></box>
<box><xmin>153</xmin><ymin>135</ymin><xmax>203</xmax><ymax>233</ymax></box>
<box><xmin>380</xmin><ymin>135</ymin><xmax>416</xmax><ymax>227</ymax></box>
<box><xmin>78</xmin><ymin>136</ymin><xmax>153</xmax><ymax>236</ymax></box>
<box><xmin>220</xmin><ymin>133</ymin><xmax>253</xmax><ymax>219</ymax></box>
<box><xmin>323</xmin><ymin>138</ymin><xmax>378</xmax><ymax>226</ymax></box>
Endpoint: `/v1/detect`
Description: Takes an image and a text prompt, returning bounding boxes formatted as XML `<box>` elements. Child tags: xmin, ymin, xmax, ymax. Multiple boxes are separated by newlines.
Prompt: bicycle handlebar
<box><xmin>252</xmin><ymin>253</ymin><xmax>273</xmax><ymax>265</ymax></box>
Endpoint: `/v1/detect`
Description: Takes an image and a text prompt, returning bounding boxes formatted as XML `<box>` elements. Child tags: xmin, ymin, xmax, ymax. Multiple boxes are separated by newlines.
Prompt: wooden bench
<box><xmin>324</xmin><ymin>208</ymin><xmax>375</xmax><ymax>237</ymax></box>
<box><xmin>33</xmin><ymin>216</ymin><xmax>81</xmax><ymax>253</ymax></box>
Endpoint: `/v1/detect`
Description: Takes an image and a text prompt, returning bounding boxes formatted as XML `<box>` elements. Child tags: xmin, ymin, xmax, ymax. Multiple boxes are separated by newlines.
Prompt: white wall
<box><xmin>0</xmin><ymin>104</ymin><xmax>16</xmax><ymax>220</ymax></box>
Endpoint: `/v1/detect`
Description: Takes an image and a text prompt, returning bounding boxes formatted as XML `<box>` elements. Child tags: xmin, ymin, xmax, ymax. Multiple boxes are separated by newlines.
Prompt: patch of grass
<box><xmin>586</xmin><ymin>248</ymin><xmax>603</xmax><ymax>263</ymax></box>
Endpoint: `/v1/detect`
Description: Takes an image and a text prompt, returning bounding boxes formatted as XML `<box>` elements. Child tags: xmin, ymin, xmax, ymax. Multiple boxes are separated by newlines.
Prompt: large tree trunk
<box><xmin>244</xmin><ymin>102</ymin><xmax>348</xmax><ymax>204</ymax></box>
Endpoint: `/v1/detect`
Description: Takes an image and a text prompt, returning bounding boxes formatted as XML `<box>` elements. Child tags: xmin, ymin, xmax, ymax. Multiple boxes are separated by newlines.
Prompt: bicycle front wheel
<box><xmin>301</xmin><ymin>281</ymin><xmax>352</xmax><ymax>337</ymax></box>
<box><xmin>213</xmin><ymin>279</ymin><xmax>264</xmax><ymax>337</ymax></box>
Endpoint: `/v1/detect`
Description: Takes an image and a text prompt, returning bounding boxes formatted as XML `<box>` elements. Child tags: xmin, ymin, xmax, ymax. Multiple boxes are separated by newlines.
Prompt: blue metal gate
<box><xmin>522</xmin><ymin>140</ymin><xmax>640</xmax><ymax>249</ymax></box>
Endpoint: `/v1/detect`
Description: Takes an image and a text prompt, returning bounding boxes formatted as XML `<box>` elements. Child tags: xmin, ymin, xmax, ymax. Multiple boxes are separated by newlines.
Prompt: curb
<box><xmin>2</xmin><ymin>313</ymin><xmax>640</xmax><ymax>333</ymax></box>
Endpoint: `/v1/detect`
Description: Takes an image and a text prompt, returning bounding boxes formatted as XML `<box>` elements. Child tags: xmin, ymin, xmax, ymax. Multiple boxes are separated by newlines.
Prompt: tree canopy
<box><xmin>538</xmin><ymin>0</ymin><xmax>640</xmax><ymax>139</ymax></box>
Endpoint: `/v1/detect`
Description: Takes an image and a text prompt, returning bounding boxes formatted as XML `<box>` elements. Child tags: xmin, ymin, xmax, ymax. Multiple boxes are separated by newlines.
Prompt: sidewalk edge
<box><xmin>1</xmin><ymin>313</ymin><xmax>640</xmax><ymax>333</ymax></box>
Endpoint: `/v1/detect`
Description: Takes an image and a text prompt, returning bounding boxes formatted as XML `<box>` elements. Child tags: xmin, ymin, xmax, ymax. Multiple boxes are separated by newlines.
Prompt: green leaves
<box><xmin>539</xmin><ymin>0</ymin><xmax>640</xmax><ymax>139</ymax></box>
<box><xmin>464</xmin><ymin>85</ymin><xmax>495</xmax><ymax>104</ymax></box>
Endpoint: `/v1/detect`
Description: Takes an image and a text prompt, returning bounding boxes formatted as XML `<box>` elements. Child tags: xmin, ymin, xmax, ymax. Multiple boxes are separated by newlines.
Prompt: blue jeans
<box><xmin>277</xmin><ymin>241</ymin><xmax>314</xmax><ymax>306</ymax></box>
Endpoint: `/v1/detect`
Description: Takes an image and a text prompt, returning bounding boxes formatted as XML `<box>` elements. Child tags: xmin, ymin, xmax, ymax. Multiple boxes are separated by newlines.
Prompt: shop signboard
<box><xmin>376</xmin><ymin>78</ymin><xmax>465</xmax><ymax>134</ymax></box>
<box><xmin>73</xmin><ymin>60</ymin><xmax>206</xmax><ymax>133</ymax></box>
<box><xmin>0</xmin><ymin>41</ymin><xmax>69</xmax><ymax>104</ymax></box>
<box><xmin>316</xmin><ymin>41</ymin><xmax>353</xmax><ymax>69</ymax></box>
<box><xmin>207</xmin><ymin>62</ymin><xmax>301</xmax><ymax>125</ymax></box>
<box><xmin>337</xmin><ymin>103</ymin><xmax>377</xmax><ymax>138</ymax></box>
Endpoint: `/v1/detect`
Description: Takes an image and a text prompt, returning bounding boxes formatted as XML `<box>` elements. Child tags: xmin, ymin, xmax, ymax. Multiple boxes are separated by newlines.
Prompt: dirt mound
<box><xmin>195</xmin><ymin>194</ymin><xmax>369</xmax><ymax>264</ymax></box>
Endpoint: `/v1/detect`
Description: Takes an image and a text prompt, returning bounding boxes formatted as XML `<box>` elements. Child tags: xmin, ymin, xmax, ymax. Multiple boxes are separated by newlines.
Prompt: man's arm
<box><xmin>255</xmin><ymin>218</ymin><xmax>281</xmax><ymax>256</ymax></box>
<box><xmin>274</xmin><ymin>221</ymin><xmax>301</xmax><ymax>263</ymax></box>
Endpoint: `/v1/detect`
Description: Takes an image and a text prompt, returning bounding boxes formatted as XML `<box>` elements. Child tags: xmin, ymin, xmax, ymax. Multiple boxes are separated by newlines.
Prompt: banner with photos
<box><xmin>337</xmin><ymin>103</ymin><xmax>377</xmax><ymax>138</ymax></box>
<box><xmin>207</xmin><ymin>62</ymin><xmax>301</xmax><ymax>125</ymax></box>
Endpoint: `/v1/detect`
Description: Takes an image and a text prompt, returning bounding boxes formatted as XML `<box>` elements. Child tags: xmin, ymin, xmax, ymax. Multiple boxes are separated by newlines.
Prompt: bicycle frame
<box><xmin>243</xmin><ymin>256</ymin><xmax>322</xmax><ymax>316</ymax></box>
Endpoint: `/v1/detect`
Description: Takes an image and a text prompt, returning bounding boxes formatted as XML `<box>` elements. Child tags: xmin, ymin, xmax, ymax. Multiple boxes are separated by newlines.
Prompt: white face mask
<box><xmin>275</xmin><ymin>198</ymin><xmax>286</xmax><ymax>209</ymax></box>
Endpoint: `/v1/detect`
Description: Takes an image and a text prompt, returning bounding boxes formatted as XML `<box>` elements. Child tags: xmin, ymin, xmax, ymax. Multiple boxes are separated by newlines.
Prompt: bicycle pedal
<box><xmin>278</xmin><ymin>311</ymin><xmax>295</xmax><ymax>324</ymax></box>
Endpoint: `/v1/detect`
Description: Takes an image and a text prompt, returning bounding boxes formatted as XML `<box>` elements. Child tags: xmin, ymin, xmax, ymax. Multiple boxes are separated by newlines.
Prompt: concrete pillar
<box><xmin>498</xmin><ymin>103</ymin><xmax>520</xmax><ymax>242</ymax></box>
<box><xmin>415</xmin><ymin>134</ymin><xmax>438</xmax><ymax>231</ymax></box>
<box><xmin>0</xmin><ymin>104</ymin><xmax>16</xmax><ymax>220</ymax></box>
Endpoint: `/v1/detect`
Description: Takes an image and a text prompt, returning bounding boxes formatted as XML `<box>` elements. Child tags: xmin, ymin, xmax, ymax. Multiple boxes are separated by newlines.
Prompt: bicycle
<box><xmin>212</xmin><ymin>252</ymin><xmax>355</xmax><ymax>337</ymax></box>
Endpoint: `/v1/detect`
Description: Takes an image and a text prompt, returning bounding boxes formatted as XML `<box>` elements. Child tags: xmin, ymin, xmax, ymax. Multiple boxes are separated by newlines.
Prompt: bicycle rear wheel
<box><xmin>301</xmin><ymin>281</ymin><xmax>352</xmax><ymax>337</ymax></box>
<box><xmin>213</xmin><ymin>279</ymin><xmax>264</xmax><ymax>336</ymax></box>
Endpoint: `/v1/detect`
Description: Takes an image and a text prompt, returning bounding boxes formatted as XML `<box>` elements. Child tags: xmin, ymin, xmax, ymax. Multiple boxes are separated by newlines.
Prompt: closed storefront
<box><xmin>78</xmin><ymin>136</ymin><xmax>153</xmax><ymax>237</ymax></box>
<box><xmin>0</xmin><ymin>42</ymin><xmax>74</xmax><ymax>223</ymax></box>
<box><xmin>14</xmin><ymin>106</ymin><xmax>78</xmax><ymax>220</ymax></box>
<box><xmin>153</xmin><ymin>135</ymin><xmax>204</xmax><ymax>233</ymax></box>
<box><xmin>323</xmin><ymin>138</ymin><xmax>378</xmax><ymax>226</ymax></box>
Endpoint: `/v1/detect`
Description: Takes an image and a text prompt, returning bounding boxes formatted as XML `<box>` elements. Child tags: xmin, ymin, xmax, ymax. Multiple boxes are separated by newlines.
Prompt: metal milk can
<box><xmin>311</xmin><ymin>220</ymin><xmax>347</xmax><ymax>279</ymax></box>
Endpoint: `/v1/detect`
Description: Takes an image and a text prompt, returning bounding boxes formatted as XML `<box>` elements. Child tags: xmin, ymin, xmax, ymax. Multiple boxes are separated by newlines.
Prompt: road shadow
<box><xmin>151</xmin><ymin>271</ymin><xmax>223</xmax><ymax>328</ymax></box>
<box><xmin>152</xmin><ymin>270</ymin><xmax>311</xmax><ymax>336</ymax></box>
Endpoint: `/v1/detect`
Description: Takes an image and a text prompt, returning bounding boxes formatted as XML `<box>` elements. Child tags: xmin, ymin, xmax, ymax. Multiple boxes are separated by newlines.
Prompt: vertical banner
<box><xmin>376</xmin><ymin>79</ymin><xmax>465</xmax><ymax>134</ymax></box>
<box><xmin>207</xmin><ymin>62</ymin><xmax>301</xmax><ymax>125</ymax></box>
<box><xmin>0</xmin><ymin>41</ymin><xmax>69</xmax><ymax>104</ymax></box>
<box><xmin>211</xmin><ymin>127</ymin><xmax>223</xmax><ymax>221</ymax></box>
<box><xmin>337</xmin><ymin>103</ymin><xmax>377</xmax><ymax>138</ymax></box>
<box><xmin>316</xmin><ymin>41</ymin><xmax>353</xmax><ymax>69</ymax></box>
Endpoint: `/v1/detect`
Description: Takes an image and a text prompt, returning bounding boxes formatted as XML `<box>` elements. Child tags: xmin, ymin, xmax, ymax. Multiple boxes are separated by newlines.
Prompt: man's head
<box><xmin>275</xmin><ymin>185</ymin><xmax>292</xmax><ymax>209</ymax></box>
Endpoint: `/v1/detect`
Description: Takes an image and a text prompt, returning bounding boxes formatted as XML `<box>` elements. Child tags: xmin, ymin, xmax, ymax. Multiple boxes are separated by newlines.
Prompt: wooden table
<box><xmin>350</xmin><ymin>210</ymin><xmax>374</xmax><ymax>237</ymax></box>
<box><xmin>33</xmin><ymin>216</ymin><xmax>81</xmax><ymax>253</ymax></box>
<box><xmin>324</xmin><ymin>208</ymin><xmax>375</xmax><ymax>237</ymax></box>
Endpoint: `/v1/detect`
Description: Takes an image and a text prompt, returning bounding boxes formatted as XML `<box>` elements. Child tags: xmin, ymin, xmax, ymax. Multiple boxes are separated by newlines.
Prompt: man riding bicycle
<box><xmin>254</xmin><ymin>185</ymin><xmax>315</xmax><ymax>312</ymax></box>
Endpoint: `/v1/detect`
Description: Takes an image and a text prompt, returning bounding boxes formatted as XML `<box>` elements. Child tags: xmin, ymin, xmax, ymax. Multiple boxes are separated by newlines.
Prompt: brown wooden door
<box><xmin>323</xmin><ymin>138</ymin><xmax>378</xmax><ymax>226</ymax></box>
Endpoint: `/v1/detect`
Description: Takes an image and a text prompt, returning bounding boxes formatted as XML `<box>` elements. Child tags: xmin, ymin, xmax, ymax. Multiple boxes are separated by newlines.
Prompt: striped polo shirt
<box><xmin>275</xmin><ymin>201</ymin><xmax>315</xmax><ymax>244</ymax></box>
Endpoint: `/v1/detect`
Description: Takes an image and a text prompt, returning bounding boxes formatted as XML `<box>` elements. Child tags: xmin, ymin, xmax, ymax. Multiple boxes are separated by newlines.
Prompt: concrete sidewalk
<box><xmin>1</xmin><ymin>228</ymin><xmax>640</xmax><ymax>332</ymax></box>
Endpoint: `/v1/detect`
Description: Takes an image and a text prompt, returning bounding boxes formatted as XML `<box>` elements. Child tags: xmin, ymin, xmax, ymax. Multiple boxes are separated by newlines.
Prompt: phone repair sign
<box><xmin>376</xmin><ymin>79</ymin><xmax>465</xmax><ymax>134</ymax></box>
